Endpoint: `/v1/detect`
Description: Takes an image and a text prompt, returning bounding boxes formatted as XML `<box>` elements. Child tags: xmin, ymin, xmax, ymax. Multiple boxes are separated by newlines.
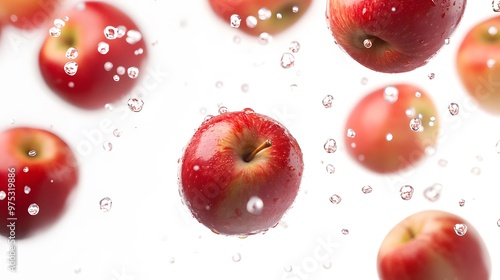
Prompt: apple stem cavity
<box><xmin>244</xmin><ymin>140</ymin><xmax>272</xmax><ymax>162</ymax></box>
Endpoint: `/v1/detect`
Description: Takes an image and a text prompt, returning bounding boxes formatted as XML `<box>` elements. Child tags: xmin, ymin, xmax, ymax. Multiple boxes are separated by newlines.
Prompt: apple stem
<box><xmin>245</xmin><ymin>140</ymin><xmax>272</xmax><ymax>162</ymax></box>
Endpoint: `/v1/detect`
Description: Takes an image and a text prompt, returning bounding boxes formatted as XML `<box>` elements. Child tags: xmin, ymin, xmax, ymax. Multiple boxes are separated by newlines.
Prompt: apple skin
<box><xmin>456</xmin><ymin>15</ymin><xmax>500</xmax><ymax>115</ymax></box>
<box><xmin>377</xmin><ymin>210</ymin><xmax>491</xmax><ymax>280</ymax></box>
<box><xmin>0</xmin><ymin>0</ymin><xmax>64</xmax><ymax>30</ymax></box>
<box><xmin>326</xmin><ymin>0</ymin><xmax>466</xmax><ymax>73</ymax></box>
<box><xmin>178</xmin><ymin>108</ymin><xmax>304</xmax><ymax>236</ymax></box>
<box><xmin>0</xmin><ymin>127</ymin><xmax>79</xmax><ymax>239</ymax></box>
<box><xmin>208</xmin><ymin>0</ymin><xmax>312</xmax><ymax>36</ymax></box>
<box><xmin>344</xmin><ymin>84</ymin><xmax>439</xmax><ymax>174</ymax></box>
<box><xmin>38</xmin><ymin>1</ymin><xmax>148</xmax><ymax>110</ymax></box>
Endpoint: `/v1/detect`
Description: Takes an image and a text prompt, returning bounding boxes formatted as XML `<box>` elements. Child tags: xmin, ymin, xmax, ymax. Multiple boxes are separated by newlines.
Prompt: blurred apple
<box><xmin>208</xmin><ymin>0</ymin><xmax>312</xmax><ymax>36</ymax></box>
<box><xmin>0</xmin><ymin>0</ymin><xmax>64</xmax><ymax>30</ymax></box>
<box><xmin>377</xmin><ymin>210</ymin><xmax>491</xmax><ymax>280</ymax></box>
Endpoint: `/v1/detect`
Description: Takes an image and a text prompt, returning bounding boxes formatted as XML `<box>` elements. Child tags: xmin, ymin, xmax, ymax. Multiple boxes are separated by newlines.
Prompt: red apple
<box><xmin>0</xmin><ymin>127</ymin><xmax>79</xmax><ymax>239</ymax></box>
<box><xmin>377</xmin><ymin>210</ymin><xmax>491</xmax><ymax>280</ymax></box>
<box><xmin>344</xmin><ymin>84</ymin><xmax>439</xmax><ymax>174</ymax></box>
<box><xmin>456</xmin><ymin>15</ymin><xmax>500</xmax><ymax>115</ymax></box>
<box><xmin>208</xmin><ymin>0</ymin><xmax>312</xmax><ymax>36</ymax></box>
<box><xmin>38</xmin><ymin>1</ymin><xmax>148</xmax><ymax>110</ymax></box>
<box><xmin>0</xmin><ymin>0</ymin><xmax>64</xmax><ymax>30</ymax></box>
<box><xmin>178</xmin><ymin>108</ymin><xmax>304</xmax><ymax>236</ymax></box>
<box><xmin>326</xmin><ymin>0</ymin><xmax>466</xmax><ymax>73</ymax></box>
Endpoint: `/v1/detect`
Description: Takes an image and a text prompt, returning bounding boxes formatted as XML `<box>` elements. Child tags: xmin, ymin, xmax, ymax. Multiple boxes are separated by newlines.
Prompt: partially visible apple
<box><xmin>377</xmin><ymin>210</ymin><xmax>491</xmax><ymax>280</ymax></box>
<box><xmin>325</xmin><ymin>0</ymin><xmax>466</xmax><ymax>73</ymax></box>
<box><xmin>0</xmin><ymin>127</ymin><xmax>79</xmax><ymax>239</ymax></box>
<box><xmin>178</xmin><ymin>108</ymin><xmax>304</xmax><ymax>236</ymax></box>
<box><xmin>0</xmin><ymin>0</ymin><xmax>64</xmax><ymax>30</ymax></box>
<box><xmin>38</xmin><ymin>1</ymin><xmax>148</xmax><ymax>110</ymax></box>
<box><xmin>456</xmin><ymin>15</ymin><xmax>500</xmax><ymax>115</ymax></box>
<box><xmin>208</xmin><ymin>0</ymin><xmax>312</xmax><ymax>36</ymax></box>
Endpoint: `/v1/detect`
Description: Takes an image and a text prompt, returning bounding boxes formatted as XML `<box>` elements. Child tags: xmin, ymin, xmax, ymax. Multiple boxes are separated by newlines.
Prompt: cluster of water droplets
<box><xmin>280</xmin><ymin>41</ymin><xmax>301</xmax><ymax>69</ymax></box>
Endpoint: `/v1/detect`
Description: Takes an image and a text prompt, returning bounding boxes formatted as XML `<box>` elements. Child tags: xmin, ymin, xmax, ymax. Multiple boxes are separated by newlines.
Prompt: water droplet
<box><xmin>134</xmin><ymin>48</ymin><xmax>144</xmax><ymax>55</ymax></box>
<box><xmin>99</xmin><ymin>197</ymin><xmax>112</xmax><ymax>212</ymax></box>
<box><xmin>64</xmin><ymin>61</ymin><xmax>78</xmax><ymax>76</ymax></box>
<box><xmin>126</xmin><ymin>30</ymin><xmax>142</xmax><ymax>44</ymax></box>
<box><xmin>104</xmin><ymin>62</ymin><xmax>113</xmax><ymax>71</ymax></box>
<box><xmin>341</xmin><ymin>229</ymin><xmax>349</xmax><ymax>235</ymax></box>
<box><xmin>448</xmin><ymin>103</ymin><xmax>459</xmax><ymax>116</ymax></box>
<box><xmin>409</xmin><ymin>118</ymin><xmax>422</xmax><ymax>132</ymax></box>
<box><xmin>363</xmin><ymin>38</ymin><xmax>372</xmax><ymax>48</ymax></box>
<box><xmin>113</xmin><ymin>75</ymin><xmax>120</xmax><ymax>82</ymax></box>
<box><xmin>458</xmin><ymin>199</ymin><xmax>465</xmax><ymax>207</ymax></box>
<box><xmin>423</xmin><ymin>183</ymin><xmax>443</xmax><ymax>202</ymax></box>
<box><xmin>233</xmin><ymin>35</ymin><xmax>241</xmax><ymax>44</ymax></box>
<box><xmin>116</xmin><ymin>66</ymin><xmax>126</xmax><ymax>75</ymax></box>
<box><xmin>292</xmin><ymin>6</ymin><xmax>299</xmax><ymax>13</ymax></box>
<box><xmin>0</xmin><ymin>191</ymin><xmax>5</xmax><ymax>200</ymax></box>
<box><xmin>218</xmin><ymin>106</ymin><xmax>228</xmax><ymax>114</ymax></box>
<box><xmin>64</xmin><ymin>47</ymin><xmax>78</xmax><ymax>59</ymax></box>
<box><xmin>97</xmin><ymin>42</ymin><xmax>109</xmax><ymax>54</ymax></box>
<box><xmin>169</xmin><ymin>257</ymin><xmax>175</xmax><ymax>264</ymax></box>
<box><xmin>454</xmin><ymin>223</ymin><xmax>467</xmax><ymax>236</ymax></box>
<box><xmin>53</xmin><ymin>18</ymin><xmax>65</xmax><ymax>28</ymax></box>
<box><xmin>127</xmin><ymin>98</ymin><xmax>144</xmax><ymax>112</ymax></box>
<box><xmin>444</xmin><ymin>38</ymin><xmax>450</xmax><ymax>45</ymax></box>
<box><xmin>362</xmin><ymin>185</ymin><xmax>372</xmax><ymax>194</ymax></box>
<box><xmin>289</xmin><ymin>41</ymin><xmax>300</xmax><ymax>53</ymax></box>
<box><xmin>49</xmin><ymin>27</ymin><xmax>61</xmax><ymax>37</ymax></box>
<box><xmin>113</xmin><ymin>129</ymin><xmax>122</xmax><ymax>137</ymax></box>
<box><xmin>487</xmin><ymin>59</ymin><xmax>496</xmax><ymax>68</ymax></box>
<box><xmin>400</xmin><ymin>185</ymin><xmax>414</xmax><ymax>200</ymax></box>
<box><xmin>361</xmin><ymin>77</ymin><xmax>368</xmax><ymax>85</ymax></box>
<box><xmin>64</xmin><ymin>16</ymin><xmax>69</xmax><ymax>21</ymax></box>
<box><xmin>230</xmin><ymin>14</ymin><xmax>241</xmax><ymax>28</ymax></box>
<box><xmin>280</xmin><ymin>52</ymin><xmax>295</xmax><ymax>69</ymax></box>
<box><xmin>103</xmin><ymin>141</ymin><xmax>113</xmax><ymax>151</ymax></box>
<box><xmin>438</xmin><ymin>159</ymin><xmax>448</xmax><ymax>167</ymax></box>
<box><xmin>127</xmin><ymin>67</ymin><xmax>140</xmax><ymax>79</ymax></box>
<box><xmin>326</xmin><ymin>164</ymin><xmax>335</xmax><ymax>174</ymax></box>
<box><xmin>329</xmin><ymin>194</ymin><xmax>341</xmax><ymax>204</ymax></box>
<box><xmin>23</xmin><ymin>166</ymin><xmax>29</xmax><ymax>173</ymax></box>
<box><xmin>322</xmin><ymin>95</ymin><xmax>334</xmax><ymax>108</ymax></box>
<box><xmin>493</xmin><ymin>0</ymin><xmax>500</xmax><ymax>12</ymax></box>
<box><xmin>246</xmin><ymin>16</ymin><xmax>257</xmax><ymax>28</ymax></box>
<box><xmin>383</xmin><ymin>86</ymin><xmax>399</xmax><ymax>103</ymax></box>
<box><xmin>24</xmin><ymin>186</ymin><xmax>31</xmax><ymax>194</ymax></box>
<box><xmin>386</xmin><ymin>133</ymin><xmax>393</xmax><ymax>141</ymax></box>
<box><xmin>28</xmin><ymin>203</ymin><xmax>39</xmax><ymax>215</ymax></box>
<box><xmin>242</xmin><ymin>108</ymin><xmax>254</xmax><ymax>114</ymax></box>
<box><xmin>215</xmin><ymin>81</ymin><xmax>223</xmax><ymax>88</ymax></box>
<box><xmin>471</xmin><ymin>167</ymin><xmax>481</xmax><ymax>175</ymax></box>
<box><xmin>323</xmin><ymin>261</ymin><xmax>332</xmax><ymax>269</ymax></box>
<box><xmin>68</xmin><ymin>81</ymin><xmax>75</xmax><ymax>88</ymax></box>
<box><xmin>346</xmin><ymin>128</ymin><xmax>356</xmax><ymax>138</ymax></box>
<box><xmin>246</xmin><ymin>196</ymin><xmax>264</xmax><ymax>214</ymax></box>
<box><xmin>9</xmin><ymin>119</ymin><xmax>15</xmax><ymax>125</ymax></box>
<box><xmin>284</xmin><ymin>265</ymin><xmax>293</xmax><ymax>272</ymax></box>
<box><xmin>241</xmin><ymin>83</ymin><xmax>249</xmax><ymax>92</ymax></box>
<box><xmin>497</xmin><ymin>219</ymin><xmax>500</xmax><ymax>227</ymax></box>
<box><xmin>489</xmin><ymin>26</ymin><xmax>498</xmax><ymax>37</ymax></box>
<box><xmin>231</xmin><ymin>252</ymin><xmax>241</xmax><ymax>262</ymax></box>
<box><xmin>258</xmin><ymin>7</ymin><xmax>272</xmax><ymax>20</ymax></box>
<box><xmin>415</xmin><ymin>91</ymin><xmax>422</xmax><ymax>98</ymax></box>
<box><xmin>27</xmin><ymin>150</ymin><xmax>37</xmax><ymax>157</ymax></box>
<box><xmin>258</xmin><ymin>32</ymin><xmax>272</xmax><ymax>45</ymax></box>
<box><xmin>116</xmin><ymin>25</ymin><xmax>127</xmax><ymax>38</ymax></box>
<box><xmin>103</xmin><ymin>26</ymin><xmax>118</xmax><ymax>39</ymax></box>
<box><xmin>428</xmin><ymin>73</ymin><xmax>435</xmax><ymax>80</ymax></box>
<box><xmin>324</xmin><ymin>139</ymin><xmax>337</xmax><ymax>153</ymax></box>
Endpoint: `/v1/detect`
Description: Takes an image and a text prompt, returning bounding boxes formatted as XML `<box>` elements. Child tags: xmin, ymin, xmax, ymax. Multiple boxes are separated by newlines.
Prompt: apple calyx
<box><xmin>244</xmin><ymin>139</ymin><xmax>272</xmax><ymax>162</ymax></box>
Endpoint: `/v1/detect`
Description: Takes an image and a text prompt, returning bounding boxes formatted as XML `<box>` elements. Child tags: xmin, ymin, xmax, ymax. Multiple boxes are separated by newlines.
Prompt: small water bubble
<box><xmin>444</xmin><ymin>38</ymin><xmax>450</xmax><ymax>45</ymax></box>
<box><xmin>27</xmin><ymin>150</ymin><xmax>37</xmax><ymax>157</ymax></box>
<box><xmin>284</xmin><ymin>265</ymin><xmax>293</xmax><ymax>272</ymax></box>
<box><xmin>329</xmin><ymin>194</ymin><xmax>341</xmax><ymax>204</ymax></box>
<box><xmin>322</xmin><ymin>95</ymin><xmax>334</xmax><ymax>108</ymax></box>
<box><xmin>218</xmin><ymin>106</ymin><xmax>228</xmax><ymax>114</ymax></box>
<box><xmin>230</xmin><ymin>14</ymin><xmax>241</xmax><ymax>28</ymax></box>
<box><xmin>497</xmin><ymin>219</ymin><xmax>500</xmax><ymax>227</ymax></box>
<box><xmin>325</xmin><ymin>164</ymin><xmax>335</xmax><ymax>174</ymax></box>
<box><xmin>383</xmin><ymin>86</ymin><xmax>399</xmax><ymax>103</ymax></box>
<box><xmin>103</xmin><ymin>26</ymin><xmax>118</xmax><ymax>39</ymax></box>
<box><xmin>292</xmin><ymin>6</ymin><xmax>299</xmax><ymax>13</ymax></box>
<box><xmin>415</xmin><ymin>91</ymin><xmax>422</xmax><ymax>98</ymax></box>
<box><xmin>232</xmin><ymin>252</ymin><xmax>241</xmax><ymax>262</ymax></box>
<box><xmin>241</xmin><ymin>83</ymin><xmax>249</xmax><ymax>92</ymax></box>
<box><xmin>28</xmin><ymin>203</ymin><xmax>39</xmax><ymax>215</ymax></box>
<box><xmin>242</xmin><ymin>108</ymin><xmax>254</xmax><ymax>114</ymax></box>
<box><xmin>9</xmin><ymin>119</ymin><xmax>15</xmax><ymax>125</ymax></box>
<box><xmin>438</xmin><ymin>159</ymin><xmax>448</xmax><ymax>167</ymax></box>
<box><xmin>113</xmin><ymin>129</ymin><xmax>122</xmax><ymax>137</ymax></box>
<box><xmin>289</xmin><ymin>41</ymin><xmax>300</xmax><ymax>53</ymax></box>
<box><xmin>341</xmin><ymin>229</ymin><xmax>349</xmax><ymax>235</ymax></box>
<box><xmin>280</xmin><ymin>52</ymin><xmax>295</xmax><ymax>69</ymax></box>
<box><xmin>169</xmin><ymin>257</ymin><xmax>175</xmax><ymax>264</ymax></box>
<box><xmin>113</xmin><ymin>75</ymin><xmax>120</xmax><ymax>82</ymax></box>
<box><xmin>64</xmin><ymin>16</ymin><xmax>69</xmax><ymax>21</ymax></box>
<box><xmin>386</xmin><ymin>133</ymin><xmax>393</xmax><ymax>141</ymax></box>
<box><xmin>471</xmin><ymin>167</ymin><xmax>481</xmax><ymax>175</ymax></box>
<box><xmin>400</xmin><ymin>185</ymin><xmax>414</xmax><ymax>200</ymax></box>
<box><xmin>126</xmin><ymin>30</ymin><xmax>142</xmax><ymax>44</ymax></box>
<box><xmin>458</xmin><ymin>199</ymin><xmax>465</xmax><ymax>207</ymax></box>
<box><xmin>323</xmin><ymin>262</ymin><xmax>332</xmax><ymax>269</ymax></box>
<box><xmin>493</xmin><ymin>0</ymin><xmax>500</xmax><ymax>12</ymax></box>
<box><xmin>24</xmin><ymin>186</ymin><xmax>31</xmax><ymax>194</ymax></box>
<box><xmin>454</xmin><ymin>223</ymin><xmax>467</xmax><ymax>236</ymax></box>
<box><xmin>53</xmin><ymin>18</ymin><xmax>65</xmax><ymax>28</ymax></box>
<box><xmin>68</xmin><ymin>81</ymin><xmax>74</xmax><ymax>88</ymax></box>
<box><xmin>258</xmin><ymin>32</ymin><xmax>272</xmax><ymax>44</ymax></box>
<box><xmin>104</xmin><ymin>62</ymin><xmax>113</xmax><ymax>71</ymax></box>
<box><xmin>134</xmin><ymin>48</ymin><xmax>144</xmax><ymax>55</ymax></box>
<box><xmin>215</xmin><ymin>81</ymin><xmax>224</xmax><ymax>88</ymax></box>
<box><xmin>405</xmin><ymin>108</ymin><xmax>416</xmax><ymax>117</ymax></box>
<box><xmin>49</xmin><ymin>27</ymin><xmax>61</xmax><ymax>37</ymax></box>
<box><xmin>127</xmin><ymin>98</ymin><xmax>144</xmax><ymax>112</ymax></box>
<box><xmin>64</xmin><ymin>61</ymin><xmax>78</xmax><ymax>76</ymax></box>
<box><xmin>276</xmin><ymin>13</ymin><xmax>283</xmax><ymax>19</ymax></box>
<box><xmin>428</xmin><ymin>73</ymin><xmax>436</xmax><ymax>80</ymax></box>
<box><xmin>409</xmin><ymin>118</ymin><xmax>422</xmax><ymax>132</ymax></box>
<box><xmin>0</xmin><ymin>191</ymin><xmax>6</xmax><ymax>200</ymax></box>
<box><xmin>64</xmin><ymin>47</ymin><xmax>78</xmax><ymax>59</ymax></box>
<box><xmin>23</xmin><ymin>166</ymin><xmax>29</xmax><ymax>173</ymax></box>
<box><xmin>99</xmin><ymin>197</ymin><xmax>112</xmax><ymax>212</ymax></box>
<box><xmin>448</xmin><ymin>103</ymin><xmax>459</xmax><ymax>116</ymax></box>
<box><xmin>246</xmin><ymin>16</ymin><xmax>258</xmax><ymax>28</ymax></box>
<box><xmin>103</xmin><ymin>141</ymin><xmax>113</xmax><ymax>151</ymax></box>
<box><xmin>362</xmin><ymin>185</ymin><xmax>373</xmax><ymax>194</ymax></box>
<box><xmin>487</xmin><ymin>59</ymin><xmax>496</xmax><ymax>68</ymax></box>
<box><xmin>233</xmin><ymin>35</ymin><xmax>241</xmax><ymax>44</ymax></box>
<box><xmin>324</xmin><ymin>138</ymin><xmax>337</xmax><ymax>153</ymax></box>
<box><xmin>489</xmin><ymin>26</ymin><xmax>498</xmax><ymax>36</ymax></box>
<box><xmin>423</xmin><ymin>183</ymin><xmax>443</xmax><ymax>202</ymax></box>
<box><xmin>246</xmin><ymin>196</ymin><xmax>264</xmax><ymax>214</ymax></box>
<box><xmin>127</xmin><ymin>67</ymin><xmax>140</xmax><ymax>79</ymax></box>
<box><xmin>116</xmin><ymin>66</ymin><xmax>126</xmax><ymax>75</ymax></box>
<box><xmin>363</xmin><ymin>38</ymin><xmax>373</xmax><ymax>48</ymax></box>
<box><xmin>361</xmin><ymin>77</ymin><xmax>368</xmax><ymax>85</ymax></box>
<box><xmin>97</xmin><ymin>42</ymin><xmax>109</xmax><ymax>54</ymax></box>
<box><xmin>116</xmin><ymin>25</ymin><xmax>127</xmax><ymax>38</ymax></box>
<box><xmin>258</xmin><ymin>7</ymin><xmax>272</xmax><ymax>20</ymax></box>
<box><xmin>346</xmin><ymin>128</ymin><xmax>356</xmax><ymax>138</ymax></box>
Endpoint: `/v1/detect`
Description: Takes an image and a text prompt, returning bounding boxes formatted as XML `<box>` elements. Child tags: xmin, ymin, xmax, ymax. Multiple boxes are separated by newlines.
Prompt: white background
<box><xmin>0</xmin><ymin>0</ymin><xmax>499</xmax><ymax>279</ymax></box>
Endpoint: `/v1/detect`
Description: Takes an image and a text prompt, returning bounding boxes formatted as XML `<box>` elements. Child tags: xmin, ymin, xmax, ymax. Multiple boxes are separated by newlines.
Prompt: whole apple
<box><xmin>326</xmin><ymin>0</ymin><xmax>467</xmax><ymax>73</ymax></box>
<box><xmin>0</xmin><ymin>0</ymin><xmax>64</xmax><ymax>30</ymax></box>
<box><xmin>456</xmin><ymin>15</ymin><xmax>500</xmax><ymax>115</ymax></box>
<box><xmin>38</xmin><ymin>1</ymin><xmax>148</xmax><ymax>110</ymax></box>
<box><xmin>208</xmin><ymin>0</ymin><xmax>312</xmax><ymax>36</ymax></box>
<box><xmin>178</xmin><ymin>108</ymin><xmax>304</xmax><ymax>236</ymax></box>
<box><xmin>344</xmin><ymin>84</ymin><xmax>439</xmax><ymax>174</ymax></box>
<box><xmin>0</xmin><ymin>127</ymin><xmax>79</xmax><ymax>239</ymax></box>
<box><xmin>377</xmin><ymin>210</ymin><xmax>491</xmax><ymax>280</ymax></box>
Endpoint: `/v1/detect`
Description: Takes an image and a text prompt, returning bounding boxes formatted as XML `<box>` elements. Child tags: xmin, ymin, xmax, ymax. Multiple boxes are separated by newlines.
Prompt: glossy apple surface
<box><xmin>38</xmin><ymin>1</ymin><xmax>148</xmax><ymax>110</ymax></box>
<box><xmin>208</xmin><ymin>0</ymin><xmax>312</xmax><ymax>36</ymax></box>
<box><xmin>344</xmin><ymin>84</ymin><xmax>439</xmax><ymax>174</ymax></box>
<box><xmin>377</xmin><ymin>210</ymin><xmax>491</xmax><ymax>280</ymax></box>
<box><xmin>0</xmin><ymin>127</ymin><xmax>78</xmax><ymax>239</ymax></box>
<box><xmin>179</xmin><ymin>108</ymin><xmax>304</xmax><ymax>236</ymax></box>
<box><xmin>456</xmin><ymin>15</ymin><xmax>500</xmax><ymax>115</ymax></box>
<box><xmin>326</xmin><ymin>0</ymin><xmax>466</xmax><ymax>73</ymax></box>
<box><xmin>0</xmin><ymin>0</ymin><xmax>64</xmax><ymax>30</ymax></box>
